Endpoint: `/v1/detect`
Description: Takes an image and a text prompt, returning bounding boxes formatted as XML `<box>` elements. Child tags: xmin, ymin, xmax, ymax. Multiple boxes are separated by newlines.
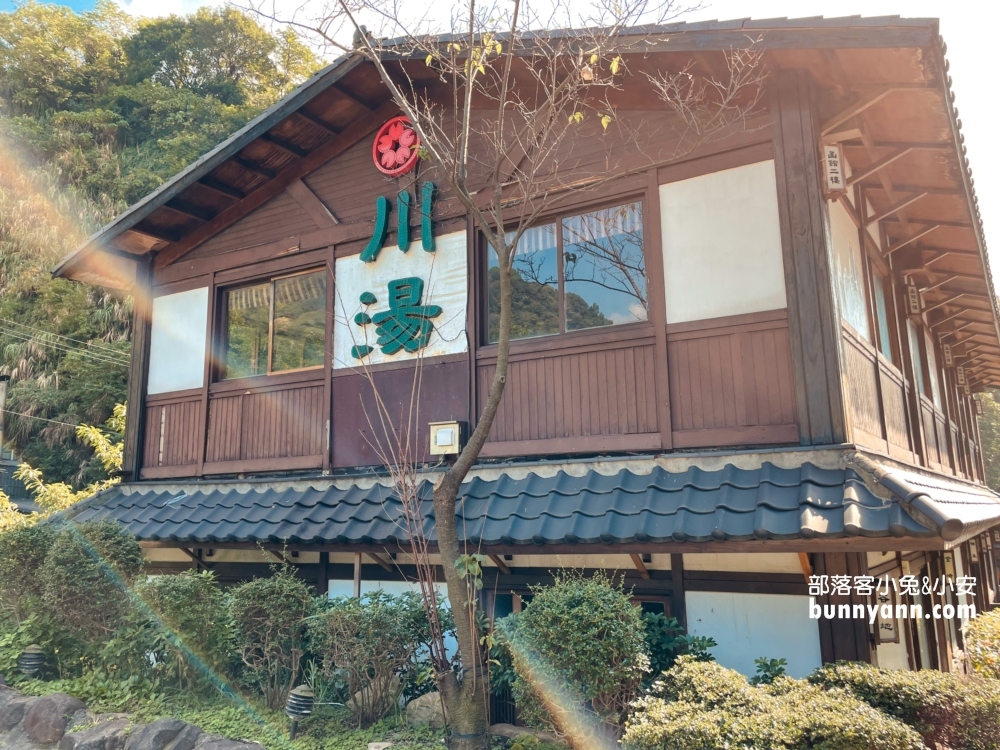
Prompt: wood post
<box><xmin>771</xmin><ymin>70</ymin><xmax>848</xmax><ymax>445</ymax></box>
<box><xmin>122</xmin><ymin>257</ymin><xmax>153</xmax><ymax>480</ymax></box>
<box><xmin>813</xmin><ymin>552</ymin><xmax>873</xmax><ymax>664</ymax></box>
<box><xmin>671</xmin><ymin>554</ymin><xmax>686</xmax><ymax>629</ymax></box>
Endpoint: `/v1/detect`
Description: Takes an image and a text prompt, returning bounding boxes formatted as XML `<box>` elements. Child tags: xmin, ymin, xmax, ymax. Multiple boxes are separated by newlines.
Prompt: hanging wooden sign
<box><xmin>906</xmin><ymin>283</ymin><xmax>921</xmax><ymax>315</ymax></box>
<box><xmin>821</xmin><ymin>144</ymin><xmax>847</xmax><ymax>196</ymax></box>
<box><xmin>957</xmin><ymin>366</ymin><xmax>966</xmax><ymax>385</ymax></box>
<box><xmin>943</xmin><ymin>343</ymin><xmax>953</xmax><ymax>366</ymax></box>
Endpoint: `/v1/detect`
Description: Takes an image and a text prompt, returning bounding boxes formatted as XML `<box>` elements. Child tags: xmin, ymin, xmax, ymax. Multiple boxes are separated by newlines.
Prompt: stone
<box><xmin>23</xmin><ymin>692</ymin><xmax>87</xmax><ymax>745</ymax></box>
<box><xmin>489</xmin><ymin>723</ymin><xmax>560</xmax><ymax>744</ymax></box>
<box><xmin>126</xmin><ymin>718</ymin><xmax>202</xmax><ymax>750</ymax></box>
<box><xmin>59</xmin><ymin>719</ymin><xmax>130</xmax><ymax>750</ymax></box>
<box><xmin>368</xmin><ymin>743</ymin><xmax>393</xmax><ymax>750</ymax></box>
<box><xmin>405</xmin><ymin>691</ymin><xmax>446</xmax><ymax>729</ymax></box>
<box><xmin>0</xmin><ymin>695</ymin><xmax>39</xmax><ymax>732</ymax></box>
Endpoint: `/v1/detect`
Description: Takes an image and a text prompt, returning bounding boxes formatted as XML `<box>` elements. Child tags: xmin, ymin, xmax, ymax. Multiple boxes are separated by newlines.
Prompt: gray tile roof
<box><xmin>66</xmin><ymin>457</ymin><xmax>998</xmax><ymax>547</ymax></box>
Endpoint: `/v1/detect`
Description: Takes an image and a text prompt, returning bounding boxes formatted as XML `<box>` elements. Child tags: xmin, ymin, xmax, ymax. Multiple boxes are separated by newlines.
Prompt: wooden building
<box><xmin>56</xmin><ymin>15</ymin><xmax>1000</xmax><ymax>678</ymax></box>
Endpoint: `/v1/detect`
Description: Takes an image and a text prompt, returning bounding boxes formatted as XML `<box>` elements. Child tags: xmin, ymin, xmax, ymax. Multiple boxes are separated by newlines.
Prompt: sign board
<box><xmin>943</xmin><ymin>343</ymin><xmax>953</xmax><ymax>366</ymax></box>
<box><xmin>875</xmin><ymin>587</ymin><xmax>900</xmax><ymax>644</ymax></box>
<box><xmin>906</xmin><ymin>284</ymin><xmax>921</xmax><ymax>315</ymax></box>
<box><xmin>957</xmin><ymin>366</ymin><xmax>966</xmax><ymax>385</ymax></box>
<box><xmin>821</xmin><ymin>144</ymin><xmax>847</xmax><ymax>196</ymax></box>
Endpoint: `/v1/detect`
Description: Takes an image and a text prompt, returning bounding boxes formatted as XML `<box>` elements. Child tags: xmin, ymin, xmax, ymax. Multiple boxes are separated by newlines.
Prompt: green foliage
<box><xmin>623</xmin><ymin>657</ymin><xmax>924</xmax><ymax>750</ymax></box>
<box><xmin>0</xmin><ymin>1</ymin><xmax>319</xmax><ymax>485</ymax></box>
<box><xmin>230</xmin><ymin>565</ymin><xmax>312</xmax><ymax>710</ymax></box>
<box><xmin>750</xmin><ymin>656</ymin><xmax>788</xmax><ymax>686</ymax></box>
<box><xmin>809</xmin><ymin>660</ymin><xmax>1000</xmax><ymax>749</ymax></box>
<box><xmin>39</xmin><ymin>520</ymin><xmax>143</xmax><ymax>641</ymax></box>
<box><xmin>498</xmin><ymin>571</ymin><xmax>650</xmax><ymax>736</ymax></box>
<box><xmin>139</xmin><ymin>570</ymin><xmax>236</xmax><ymax>692</ymax></box>
<box><xmin>0</xmin><ymin>522</ymin><xmax>58</xmax><ymax>619</ymax></box>
<box><xmin>307</xmin><ymin>590</ymin><xmax>445</xmax><ymax>727</ymax></box>
<box><xmin>641</xmin><ymin>612</ymin><xmax>715</xmax><ymax>685</ymax></box>
<box><xmin>965</xmin><ymin>607</ymin><xmax>1000</xmax><ymax>679</ymax></box>
<box><xmin>978</xmin><ymin>389</ymin><xmax>1000</xmax><ymax>490</ymax></box>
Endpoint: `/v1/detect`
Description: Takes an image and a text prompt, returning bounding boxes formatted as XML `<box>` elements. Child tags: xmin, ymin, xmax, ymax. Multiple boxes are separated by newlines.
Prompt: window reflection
<box><xmin>224</xmin><ymin>282</ymin><xmax>270</xmax><ymax>378</ymax></box>
<box><xmin>273</xmin><ymin>272</ymin><xmax>327</xmax><ymax>372</ymax></box>
<box><xmin>488</xmin><ymin>224</ymin><xmax>559</xmax><ymax>343</ymax></box>
<box><xmin>563</xmin><ymin>202</ymin><xmax>647</xmax><ymax>331</ymax></box>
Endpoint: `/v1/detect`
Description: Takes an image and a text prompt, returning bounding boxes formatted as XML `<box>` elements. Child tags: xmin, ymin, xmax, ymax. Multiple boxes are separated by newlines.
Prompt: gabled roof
<box><xmin>49</xmin><ymin>15</ymin><xmax>1000</xmax><ymax>385</ymax></box>
<box><xmin>66</xmin><ymin>453</ymin><xmax>1000</xmax><ymax>549</ymax></box>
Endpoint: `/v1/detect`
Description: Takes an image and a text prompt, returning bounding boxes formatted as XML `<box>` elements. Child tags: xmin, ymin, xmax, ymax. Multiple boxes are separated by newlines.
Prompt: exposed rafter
<box><xmin>820</xmin><ymin>87</ymin><xmax>903</xmax><ymax>136</ymax></box>
<box><xmin>847</xmin><ymin>147</ymin><xmax>913</xmax><ymax>188</ymax></box>
<box><xmin>885</xmin><ymin>224</ymin><xmax>941</xmax><ymax>255</ymax></box>
<box><xmin>260</xmin><ymin>133</ymin><xmax>309</xmax><ymax>158</ymax></box>
<box><xmin>866</xmin><ymin>192</ymin><xmax>929</xmax><ymax>225</ymax></box>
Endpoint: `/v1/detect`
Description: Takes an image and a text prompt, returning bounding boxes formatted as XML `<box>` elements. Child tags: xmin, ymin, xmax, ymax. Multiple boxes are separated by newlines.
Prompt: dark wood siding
<box><xmin>666</xmin><ymin>310</ymin><xmax>798</xmax><ymax>448</ymax></box>
<box><xmin>477</xmin><ymin>326</ymin><xmax>660</xmax><ymax>456</ymax></box>
<box><xmin>141</xmin><ymin>392</ymin><xmax>202</xmax><ymax>477</ymax></box>
<box><xmin>331</xmin><ymin>358</ymin><xmax>470</xmax><ymax>468</ymax></box>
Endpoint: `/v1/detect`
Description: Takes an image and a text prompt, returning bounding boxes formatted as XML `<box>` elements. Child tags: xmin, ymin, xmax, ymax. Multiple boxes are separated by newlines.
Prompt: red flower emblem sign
<box><xmin>373</xmin><ymin>116</ymin><xmax>420</xmax><ymax>176</ymax></box>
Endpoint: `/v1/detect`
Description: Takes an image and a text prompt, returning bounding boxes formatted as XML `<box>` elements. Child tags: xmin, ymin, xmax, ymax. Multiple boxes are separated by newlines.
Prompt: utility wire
<box><xmin>1</xmin><ymin>330</ymin><xmax>130</xmax><ymax>367</ymax></box>
<box><xmin>1</xmin><ymin>327</ymin><xmax>130</xmax><ymax>364</ymax></box>
<box><xmin>1</xmin><ymin>408</ymin><xmax>81</xmax><ymax>428</ymax></box>
<box><xmin>0</xmin><ymin>317</ymin><xmax>128</xmax><ymax>357</ymax></box>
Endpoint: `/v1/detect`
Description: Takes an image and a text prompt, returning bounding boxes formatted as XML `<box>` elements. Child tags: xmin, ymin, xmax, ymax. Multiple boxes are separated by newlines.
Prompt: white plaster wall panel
<box><xmin>333</xmin><ymin>231</ymin><xmax>468</xmax><ymax>369</ymax></box>
<box><xmin>659</xmin><ymin>160</ymin><xmax>787</xmax><ymax>323</ymax></box>
<box><xmin>686</xmin><ymin>591</ymin><xmax>822</xmax><ymax>678</ymax></box>
<box><xmin>875</xmin><ymin>639</ymin><xmax>911</xmax><ymax>671</ymax></box>
<box><xmin>683</xmin><ymin>553</ymin><xmax>801</xmax><ymax>574</ymax></box>
<box><xmin>147</xmin><ymin>286</ymin><xmax>208</xmax><ymax>394</ymax></box>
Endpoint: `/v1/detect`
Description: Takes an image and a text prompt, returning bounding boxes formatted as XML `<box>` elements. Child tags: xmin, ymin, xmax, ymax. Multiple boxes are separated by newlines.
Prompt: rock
<box><xmin>23</xmin><ymin>692</ymin><xmax>87</xmax><ymax>745</ymax></box>
<box><xmin>405</xmin><ymin>691</ymin><xmax>446</xmax><ymax>729</ymax></box>
<box><xmin>126</xmin><ymin>718</ymin><xmax>202</xmax><ymax>750</ymax></box>
<box><xmin>59</xmin><ymin>719</ymin><xmax>130</xmax><ymax>750</ymax></box>
<box><xmin>0</xmin><ymin>695</ymin><xmax>39</xmax><ymax>732</ymax></box>
<box><xmin>195</xmin><ymin>737</ymin><xmax>265</xmax><ymax>750</ymax></box>
<box><xmin>368</xmin><ymin>743</ymin><xmax>393</xmax><ymax>750</ymax></box>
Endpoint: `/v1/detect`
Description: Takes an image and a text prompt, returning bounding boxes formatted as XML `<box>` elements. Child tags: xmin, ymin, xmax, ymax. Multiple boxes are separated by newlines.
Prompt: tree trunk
<box><xmin>431</xmin><ymin>244</ymin><xmax>514</xmax><ymax>749</ymax></box>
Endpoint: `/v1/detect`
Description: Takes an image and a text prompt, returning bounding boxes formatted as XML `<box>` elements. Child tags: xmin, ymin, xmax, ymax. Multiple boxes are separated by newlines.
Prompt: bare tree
<box><xmin>250</xmin><ymin>0</ymin><xmax>765</xmax><ymax>746</ymax></box>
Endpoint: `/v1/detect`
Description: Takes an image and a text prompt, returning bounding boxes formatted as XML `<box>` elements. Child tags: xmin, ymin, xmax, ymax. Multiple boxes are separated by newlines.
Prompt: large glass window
<box><xmin>487</xmin><ymin>201</ymin><xmax>647</xmax><ymax>343</ymax></box>
<box><xmin>872</xmin><ymin>270</ymin><xmax>895</xmax><ymax>363</ymax></box>
<box><xmin>831</xmin><ymin>200</ymin><xmax>871</xmax><ymax>340</ymax></box>
<box><xmin>907</xmin><ymin>319</ymin><xmax>927</xmax><ymax>398</ymax></box>
<box><xmin>924</xmin><ymin>329</ymin><xmax>943</xmax><ymax>410</ymax></box>
<box><xmin>223</xmin><ymin>269</ymin><xmax>326</xmax><ymax>379</ymax></box>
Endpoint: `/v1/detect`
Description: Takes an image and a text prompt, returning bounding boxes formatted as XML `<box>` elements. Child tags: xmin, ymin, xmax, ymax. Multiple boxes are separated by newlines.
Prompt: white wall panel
<box><xmin>686</xmin><ymin>591</ymin><xmax>822</xmax><ymax>679</ymax></box>
<box><xmin>659</xmin><ymin>160</ymin><xmax>787</xmax><ymax>323</ymax></box>
<box><xmin>147</xmin><ymin>287</ymin><xmax>208</xmax><ymax>394</ymax></box>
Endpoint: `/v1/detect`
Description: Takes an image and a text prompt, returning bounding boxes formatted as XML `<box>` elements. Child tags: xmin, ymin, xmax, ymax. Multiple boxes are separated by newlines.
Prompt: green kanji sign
<box><xmin>351</xmin><ymin>277</ymin><xmax>442</xmax><ymax>358</ymax></box>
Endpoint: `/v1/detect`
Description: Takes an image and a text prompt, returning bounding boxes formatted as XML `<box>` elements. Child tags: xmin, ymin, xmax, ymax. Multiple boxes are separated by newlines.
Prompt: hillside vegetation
<box><xmin>0</xmin><ymin>1</ymin><xmax>318</xmax><ymax>485</ymax></box>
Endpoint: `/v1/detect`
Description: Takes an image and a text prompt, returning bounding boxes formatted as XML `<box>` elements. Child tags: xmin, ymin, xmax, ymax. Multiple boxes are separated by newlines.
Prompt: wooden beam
<box><xmin>489</xmin><ymin>554</ymin><xmax>511</xmax><ymax>575</ymax></box>
<box><xmin>629</xmin><ymin>553</ymin><xmax>651</xmax><ymax>580</ymax></box>
<box><xmin>331</xmin><ymin>85</ymin><xmax>374</xmax><ymax>111</ymax></box>
<box><xmin>260</xmin><ymin>133</ymin><xmax>309</xmax><ymax>158</ymax></box>
<box><xmin>286</xmin><ymin>178</ymin><xmax>339</xmax><ymax>227</ymax></box>
<box><xmin>132</xmin><ymin>223</ymin><xmax>183</xmax><ymax>243</ymax></box>
<box><xmin>198</xmin><ymin>177</ymin><xmax>244</xmax><ymax>200</ymax></box>
<box><xmin>847</xmin><ymin>147</ymin><xmax>914</xmax><ymax>188</ymax></box>
<box><xmin>232</xmin><ymin>156</ymin><xmax>276</xmax><ymax>179</ymax></box>
<box><xmin>821</xmin><ymin>127</ymin><xmax>863</xmax><ymax>144</ymax></box>
<box><xmin>798</xmin><ymin>552</ymin><xmax>813</xmax><ymax>583</ymax></box>
<box><xmin>885</xmin><ymin>224</ymin><xmax>941</xmax><ymax>255</ymax></box>
<box><xmin>932</xmin><ymin>308</ymin><xmax>976</xmax><ymax>328</ymax></box>
<box><xmin>164</xmin><ymin>200</ymin><xmax>215</xmax><ymax>222</ymax></box>
<box><xmin>859</xmin><ymin>184</ymin><xmax>963</xmax><ymax>197</ymax></box>
<box><xmin>863</xmin><ymin>141</ymin><xmax>952</xmax><ymax>152</ymax></box>
<box><xmin>366</xmin><ymin>552</ymin><xmax>393</xmax><ymax>573</ymax></box>
<box><xmin>923</xmin><ymin>293</ymin><xmax>965</xmax><ymax>315</ymax></box>
<box><xmin>919</xmin><ymin>275</ymin><xmax>960</xmax><ymax>296</ymax></box>
<box><xmin>820</xmin><ymin>88</ymin><xmax>901</xmax><ymax>136</ymax></box>
<box><xmin>155</xmin><ymin>98</ymin><xmax>397</xmax><ymax>268</ymax></box>
<box><xmin>159</xmin><ymin>204</ymin><xmax>207</xmax><ymax>224</ymax></box>
<box><xmin>941</xmin><ymin>321</ymin><xmax>976</xmax><ymax>339</ymax></box>
<box><xmin>866</xmin><ymin>192</ymin><xmax>929</xmax><ymax>225</ymax></box>
<box><xmin>180</xmin><ymin>547</ymin><xmax>211</xmax><ymax>571</ymax></box>
<box><xmin>294</xmin><ymin>109</ymin><xmax>342</xmax><ymax>135</ymax></box>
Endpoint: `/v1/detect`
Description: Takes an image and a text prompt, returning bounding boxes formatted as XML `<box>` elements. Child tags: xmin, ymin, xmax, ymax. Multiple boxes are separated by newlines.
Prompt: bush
<box><xmin>809</xmin><ymin>661</ymin><xmax>1000</xmax><ymax>749</ymax></box>
<box><xmin>307</xmin><ymin>590</ymin><xmax>440</xmax><ymax>727</ymax></box>
<box><xmin>642</xmin><ymin>612</ymin><xmax>715</xmax><ymax>686</ymax></box>
<box><xmin>140</xmin><ymin>570</ymin><xmax>235</xmax><ymax>692</ymax></box>
<box><xmin>965</xmin><ymin>608</ymin><xmax>1000</xmax><ymax>679</ymax></box>
<box><xmin>230</xmin><ymin>565</ymin><xmax>312</xmax><ymax>709</ymax></box>
<box><xmin>498</xmin><ymin>571</ymin><xmax>649</xmax><ymax>741</ymax></box>
<box><xmin>623</xmin><ymin>657</ymin><xmax>924</xmax><ymax>750</ymax></box>
<box><xmin>39</xmin><ymin>520</ymin><xmax>144</xmax><ymax>642</ymax></box>
<box><xmin>0</xmin><ymin>523</ymin><xmax>58</xmax><ymax>620</ymax></box>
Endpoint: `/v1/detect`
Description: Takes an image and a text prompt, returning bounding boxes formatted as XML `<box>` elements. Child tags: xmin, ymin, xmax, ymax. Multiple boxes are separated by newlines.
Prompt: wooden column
<box><xmin>317</xmin><ymin>551</ymin><xmax>330</xmax><ymax>597</ymax></box>
<box><xmin>814</xmin><ymin>552</ymin><xmax>873</xmax><ymax>664</ymax></box>
<box><xmin>671</xmin><ymin>553</ymin><xmax>686</xmax><ymax>629</ymax></box>
<box><xmin>122</xmin><ymin>257</ymin><xmax>153</xmax><ymax>481</ymax></box>
<box><xmin>770</xmin><ymin>70</ymin><xmax>848</xmax><ymax>445</ymax></box>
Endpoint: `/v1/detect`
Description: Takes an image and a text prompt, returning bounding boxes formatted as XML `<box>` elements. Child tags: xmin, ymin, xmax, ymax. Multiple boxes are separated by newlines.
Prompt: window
<box><xmin>871</xmin><ymin>270</ymin><xmax>896</xmax><ymax>363</ymax></box>
<box><xmin>907</xmin><ymin>318</ymin><xmax>927</xmax><ymax>398</ymax></box>
<box><xmin>924</xmin><ymin>329</ymin><xmax>943</xmax><ymax>410</ymax></box>
<box><xmin>487</xmin><ymin>201</ymin><xmax>647</xmax><ymax>343</ymax></box>
<box><xmin>222</xmin><ymin>269</ymin><xmax>326</xmax><ymax>379</ymax></box>
<box><xmin>830</xmin><ymin>198</ymin><xmax>871</xmax><ymax>340</ymax></box>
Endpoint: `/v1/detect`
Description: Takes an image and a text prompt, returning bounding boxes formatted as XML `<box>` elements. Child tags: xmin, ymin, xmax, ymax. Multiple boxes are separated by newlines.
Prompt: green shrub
<box><xmin>230</xmin><ymin>565</ymin><xmax>312</xmax><ymax>709</ymax></box>
<box><xmin>307</xmin><ymin>590</ymin><xmax>440</xmax><ymax>727</ymax></box>
<box><xmin>140</xmin><ymin>570</ymin><xmax>235</xmax><ymax>691</ymax></box>
<box><xmin>498</xmin><ymin>571</ymin><xmax>649</xmax><ymax>740</ymax></box>
<box><xmin>39</xmin><ymin>520</ymin><xmax>143</xmax><ymax>642</ymax></box>
<box><xmin>641</xmin><ymin>612</ymin><xmax>715</xmax><ymax>687</ymax></box>
<box><xmin>623</xmin><ymin>657</ymin><xmax>924</xmax><ymax>750</ymax></box>
<box><xmin>0</xmin><ymin>523</ymin><xmax>58</xmax><ymax>620</ymax></box>
<box><xmin>965</xmin><ymin>608</ymin><xmax>1000</xmax><ymax>679</ymax></box>
<box><xmin>809</xmin><ymin>661</ymin><xmax>1000</xmax><ymax>749</ymax></box>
